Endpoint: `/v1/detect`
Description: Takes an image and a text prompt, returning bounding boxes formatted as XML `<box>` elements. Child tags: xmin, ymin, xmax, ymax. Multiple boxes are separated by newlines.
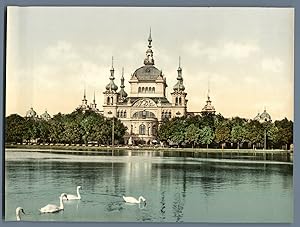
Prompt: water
<box><xmin>5</xmin><ymin>151</ymin><xmax>293</xmax><ymax>223</ymax></box>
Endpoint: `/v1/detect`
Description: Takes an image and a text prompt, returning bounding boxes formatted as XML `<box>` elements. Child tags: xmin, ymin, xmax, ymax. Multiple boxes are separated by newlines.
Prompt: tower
<box><xmin>118</xmin><ymin>67</ymin><xmax>128</xmax><ymax>102</ymax></box>
<box><xmin>171</xmin><ymin>56</ymin><xmax>187</xmax><ymax>117</ymax></box>
<box><xmin>103</xmin><ymin>57</ymin><xmax>119</xmax><ymax>117</ymax></box>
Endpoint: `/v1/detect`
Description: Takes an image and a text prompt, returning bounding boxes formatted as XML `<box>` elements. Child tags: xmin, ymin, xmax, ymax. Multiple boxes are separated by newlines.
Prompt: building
<box><xmin>201</xmin><ymin>90</ymin><xmax>216</xmax><ymax>115</ymax></box>
<box><xmin>76</xmin><ymin>90</ymin><xmax>100</xmax><ymax>113</ymax></box>
<box><xmin>25</xmin><ymin>107</ymin><xmax>51</xmax><ymax>121</ymax></box>
<box><xmin>253</xmin><ymin>108</ymin><xmax>272</xmax><ymax>123</ymax></box>
<box><xmin>102</xmin><ymin>31</ymin><xmax>188</xmax><ymax>145</ymax></box>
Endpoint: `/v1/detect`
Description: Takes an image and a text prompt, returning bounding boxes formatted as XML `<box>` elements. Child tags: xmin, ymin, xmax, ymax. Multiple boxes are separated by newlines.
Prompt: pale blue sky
<box><xmin>6</xmin><ymin>7</ymin><xmax>294</xmax><ymax>120</ymax></box>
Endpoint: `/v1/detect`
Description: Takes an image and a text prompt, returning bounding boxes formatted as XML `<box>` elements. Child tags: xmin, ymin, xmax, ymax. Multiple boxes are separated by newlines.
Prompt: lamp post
<box><xmin>108</xmin><ymin>111</ymin><xmax>114</xmax><ymax>148</ymax></box>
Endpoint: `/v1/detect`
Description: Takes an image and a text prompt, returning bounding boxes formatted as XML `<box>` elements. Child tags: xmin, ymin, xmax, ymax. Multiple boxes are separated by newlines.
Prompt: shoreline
<box><xmin>4</xmin><ymin>144</ymin><xmax>292</xmax><ymax>153</ymax></box>
<box><xmin>5</xmin><ymin>145</ymin><xmax>293</xmax><ymax>164</ymax></box>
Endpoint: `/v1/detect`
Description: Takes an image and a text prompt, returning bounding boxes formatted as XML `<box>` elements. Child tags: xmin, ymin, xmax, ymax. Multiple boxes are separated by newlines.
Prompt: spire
<box><xmin>148</xmin><ymin>27</ymin><xmax>152</xmax><ymax>48</ymax></box>
<box><xmin>82</xmin><ymin>88</ymin><xmax>87</xmax><ymax>105</ymax></box>
<box><xmin>120</xmin><ymin>67</ymin><xmax>125</xmax><ymax>88</ymax></box>
<box><xmin>93</xmin><ymin>91</ymin><xmax>96</xmax><ymax>104</ymax></box>
<box><xmin>177</xmin><ymin>56</ymin><xmax>182</xmax><ymax>79</ymax></box>
<box><xmin>106</xmin><ymin>57</ymin><xmax>118</xmax><ymax>91</ymax></box>
<box><xmin>119</xmin><ymin>67</ymin><xmax>128</xmax><ymax>99</ymax></box>
<box><xmin>110</xmin><ymin>56</ymin><xmax>115</xmax><ymax>79</ymax></box>
<box><xmin>144</xmin><ymin>28</ymin><xmax>154</xmax><ymax>65</ymax></box>
<box><xmin>173</xmin><ymin>56</ymin><xmax>185</xmax><ymax>92</ymax></box>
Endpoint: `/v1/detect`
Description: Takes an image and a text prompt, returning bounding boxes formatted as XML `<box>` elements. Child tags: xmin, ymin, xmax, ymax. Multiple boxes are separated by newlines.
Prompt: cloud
<box><xmin>183</xmin><ymin>40</ymin><xmax>260</xmax><ymax>62</ymax></box>
<box><xmin>261</xmin><ymin>57</ymin><xmax>284</xmax><ymax>73</ymax></box>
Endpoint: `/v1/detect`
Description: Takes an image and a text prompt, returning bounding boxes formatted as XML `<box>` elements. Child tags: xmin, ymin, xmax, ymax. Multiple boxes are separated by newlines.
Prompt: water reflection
<box><xmin>5</xmin><ymin>151</ymin><xmax>293</xmax><ymax>222</ymax></box>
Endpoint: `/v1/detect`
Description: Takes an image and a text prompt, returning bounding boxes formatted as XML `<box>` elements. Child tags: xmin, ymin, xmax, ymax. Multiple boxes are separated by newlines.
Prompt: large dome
<box><xmin>132</xmin><ymin>65</ymin><xmax>161</xmax><ymax>81</ymax></box>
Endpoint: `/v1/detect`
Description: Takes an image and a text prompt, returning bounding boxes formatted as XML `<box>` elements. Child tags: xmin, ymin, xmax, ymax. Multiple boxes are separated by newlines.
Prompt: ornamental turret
<box><xmin>144</xmin><ymin>28</ymin><xmax>155</xmax><ymax>66</ymax></box>
<box><xmin>173</xmin><ymin>56</ymin><xmax>185</xmax><ymax>92</ymax></box>
<box><xmin>118</xmin><ymin>67</ymin><xmax>128</xmax><ymax>101</ymax></box>
<box><xmin>201</xmin><ymin>87</ymin><xmax>216</xmax><ymax>115</ymax></box>
<box><xmin>105</xmin><ymin>57</ymin><xmax>118</xmax><ymax>91</ymax></box>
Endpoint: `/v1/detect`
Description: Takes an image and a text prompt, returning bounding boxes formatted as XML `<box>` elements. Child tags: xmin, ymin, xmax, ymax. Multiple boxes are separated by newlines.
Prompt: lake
<box><xmin>5</xmin><ymin>151</ymin><xmax>293</xmax><ymax>222</ymax></box>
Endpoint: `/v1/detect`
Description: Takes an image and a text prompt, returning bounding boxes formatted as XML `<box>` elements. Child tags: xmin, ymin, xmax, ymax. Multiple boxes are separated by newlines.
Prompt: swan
<box><xmin>39</xmin><ymin>193</ymin><xmax>68</xmax><ymax>213</ymax></box>
<box><xmin>16</xmin><ymin>207</ymin><xmax>25</xmax><ymax>221</ymax></box>
<box><xmin>123</xmin><ymin>195</ymin><xmax>146</xmax><ymax>204</ymax></box>
<box><xmin>63</xmin><ymin>186</ymin><xmax>81</xmax><ymax>200</ymax></box>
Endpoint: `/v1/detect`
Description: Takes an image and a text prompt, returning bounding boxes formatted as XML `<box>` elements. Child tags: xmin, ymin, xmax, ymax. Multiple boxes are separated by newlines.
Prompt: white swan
<box><xmin>39</xmin><ymin>193</ymin><xmax>68</xmax><ymax>213</ymax></box>
<box><xmin>123</xmin><ymin>195</ymin><xmax>146</xmax><ymax>204</ymax></box>
<box><xmin>63</xmin><ymin>186</ymin><xmax>81</xmax><ymax>200</ymax></box>
<box><xmin>16</xmin><ymin>207</ymin><xmax>25</xmax><ymax>221</ymax></box>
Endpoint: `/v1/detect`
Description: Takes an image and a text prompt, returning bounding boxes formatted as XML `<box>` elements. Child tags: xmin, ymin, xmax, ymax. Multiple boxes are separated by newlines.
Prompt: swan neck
<box><xmin>59</xmin><ymin>196</ymin><xmax>64</xmax><ymax>209</ymax></box>
<box><xmin>16</xmin><ymin>215</ymin><xmax>20</xmax><ymax>221</ymax></box>
<box><xmin>77</xmin><ymin>188</ymin><xmax>81</xmax><ymax>199</ymax></box>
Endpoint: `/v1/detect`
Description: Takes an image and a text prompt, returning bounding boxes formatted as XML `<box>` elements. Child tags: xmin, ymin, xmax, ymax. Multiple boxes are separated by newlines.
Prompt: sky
<box><xmin>6</xmin><ymin>7</ymin><xmax>294</xmax><ymax>120</ymax></box>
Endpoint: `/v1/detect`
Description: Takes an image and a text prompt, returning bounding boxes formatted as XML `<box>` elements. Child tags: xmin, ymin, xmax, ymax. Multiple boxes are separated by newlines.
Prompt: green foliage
<box><xmin>5</xmin><ymin>114</ymin><xmax>26</xmax><ymax>143</ymax></box>
<box><xmin>215</xmin><ymin>121</ymin><xmax>231</xmax><ymax>146</ymax></box>
<box><xmin>199</xmin><ymin>126</ymin><xmax>214</xmax><ymax>148</ymax></box>
<box><xmin>185</xmin><ymin>124</ymin><xmax>201</xmax><ymax>147</ymax></box>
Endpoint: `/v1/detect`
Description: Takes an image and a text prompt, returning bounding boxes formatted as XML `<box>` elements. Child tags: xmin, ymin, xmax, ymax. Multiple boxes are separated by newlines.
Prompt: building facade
<box><xmin>102</xmin><ymin>31</ymin><xmax>188</xmax><ymax>145</ymax></box>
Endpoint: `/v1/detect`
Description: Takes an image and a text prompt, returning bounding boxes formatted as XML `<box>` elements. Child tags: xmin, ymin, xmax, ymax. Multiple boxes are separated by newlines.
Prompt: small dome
<box><xmin>41</xmin><ymin>110</ymin><xmax>51</xmax><ymax>120</ymax></box>
<box><xmin>106</xmin><ymin>81</ymin><xmax>118</xmax><ymax>91</ymax></box>
<box><xmin>173</xmin><ymin>81</ymin><xmax>185</xmax><ymax>91</ymax></box>
<box><xmin>260</xmin><ymin>109</ymin><xmax>272</xmax><ymax>122</ymax></box>
<box><xmin>26</xmin><ymin>107</ymin><xmax>37</xmax><ymax>118</ymax></box>
<box><xmin>119</xmin><ymin>89</ymin><xmax>128</xmax><ymax>98</ymax></box>
<box><xmin>132</xmin><ymin>65</ymin><xmax>161</xmax><ymax>81</ymax></box>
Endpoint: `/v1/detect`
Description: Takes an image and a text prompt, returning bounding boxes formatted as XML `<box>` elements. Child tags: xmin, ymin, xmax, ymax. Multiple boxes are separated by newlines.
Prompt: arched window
<box><xmin>142</xmin><ymin>87</ymin><xmax>145</xmax><ymax>93</ymax></box>
<box><xmin>120</xmin><ymin>110</ymin><xmax>123</xmax><ymax>118</ymax></box>
<box><xmin>139</xmin><ymin>124</ymin><xmax>146</xmax><ymax>135</ymax></box>
<box><xmin>179</xmin><ymin>97</ymin><xmax>182</xmax><ymax>105</ymax></box>
<box><xmin>138</xmin><ymin>87</ymin><xmax>141</xmax><ymax>93</ymax></box>
<box><xmin>175</xmin><ymin>97</ymin><xmax>178</xmax><ymax>105</ymax></box>
<box><xmin>107</xmin><ymin>97</ymin><xmax>110</xmax><ymax>105</ymax></box>
<box><xmin>152</xmin><ymin>87</ymin><xmax>155</xmax><ymax>93</ymax></box>
<box><xmin>169</xmin><ymin>112</ymin><xmax>171</xmax><ymax>118</ymax></box>
<box><xmin>124</xmin><ymin>110</ymin><xmax>127</xmax><ymax>118</ymax></box>
<box><xmin>111</xmin><ymin>97</ymin><xmax>113</xmax><ymax>105</ymax></box>
<box><xmin>145</xmin><ymin>87</ymin><xmax>148</xmax><ymax>93</ymax></box>
<box><xmin>117</xmin><ymin>111</ymin><xmax>120</xmax><ymax>118</ymax></box>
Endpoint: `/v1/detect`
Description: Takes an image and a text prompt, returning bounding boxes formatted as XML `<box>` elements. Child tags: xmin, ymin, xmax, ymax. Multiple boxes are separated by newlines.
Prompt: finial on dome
<box><xmin>144</xmin><ymin>29</ymin><xmax>154</xmax><ymax>65</ymax></box>
<box><xmin>93</xmin><ymin>91</ymin><xmax>96</xmax><ymax>103</ymax></box>
<box><xmin>148</xmin><ymin>27</ymin><xmax>152</xmax><ymax>48</ymax></box>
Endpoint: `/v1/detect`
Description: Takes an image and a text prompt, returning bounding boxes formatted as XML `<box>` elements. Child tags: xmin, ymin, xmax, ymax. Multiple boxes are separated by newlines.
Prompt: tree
<box><xmin>63</xmin><ymin>121</ymin><xmax>83</xmax><ymax>144</ymax></box>
<box><xmin>215</xmin><ymin>121</ymin><xmax>231</xmax><ymax>149</ymax></box>
<box><xmin>231</xmin><ymin>125</ymin><xmax>246</xmax><ymax>149</ymax></box>
<box><xmin>199</xmin><ymin>126</ymin><xmax>214</xmax><ymax>148</ymax></box>
<box><xmin>244</xmin><ymin>120</ymin><xmax>264</xmax><ymax>149</ymax></box>
<box><xmin>185</xmin><ymin>124</ymin><xmax>201</xmax><ymax>148</ymax></box>
<box><xmin>275</xmin><ymin>118</ymin><xmax>293</xmax><ymax>149</ymax></box>
<box><xmin>5</xmin><ymin>114</ymin><xmax>26</xmax><ymax>143</ymax></box>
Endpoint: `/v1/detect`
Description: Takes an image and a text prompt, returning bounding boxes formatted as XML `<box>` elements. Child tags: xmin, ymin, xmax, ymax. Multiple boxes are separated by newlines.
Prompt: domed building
<box><xmin>25</xmin><ymin>107</ymin><xmax>38</xmax><ymax>119</ymax></box>
<box><xmin>201</xmin><ymin>90</ymin><xmax>216</xmax><ymax>115</ymax></box>
<box><xmin>102</xmin><ymin>30</ymin><xmax>187</xmax><ymax>145</ymax></box>
<box><xmin>254</xmin><ymin>108</ymin><xmax>272</xmax><ymax>123</ymax></box>
<box><xmin>40</xmin><ymin>110</ymin><xmax>51</xmax><ymax>121</ymax></box>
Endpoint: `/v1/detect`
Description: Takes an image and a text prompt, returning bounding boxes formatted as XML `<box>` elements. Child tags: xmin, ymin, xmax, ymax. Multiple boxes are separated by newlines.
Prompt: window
<box><xmin>139</xmin><ymin>124</ymin><xmax>146</xmax><ymax>135</ymax></box>
<box><xmin>142</xmin><ymin>87</ymin><xmax>145</xmax><ymax>93</ymax></box>
<box><xmin>145</xmin><ymin>87</ymin><xmax>148</xmax><ymax>93</ymax></box>
<box><xmin>124</xmin><ymin>110</ymin><xmax>127</xmax><ymax>118</ymax></box>
<box><xmin>179</xmin><ymin>97</ymin><xmax>182</xmax><ymax>105</ymax></box>
<box><xmin>107</xmin><ymin>97</ymin><xmax>110</xmax><ymax>105</ymax></box>
<box><xmin>138</xmin><ymin>87</ymin><xmax>141</xmax><ymax>93</ymax></box>
<box><xmin>152</xmin><ymin>87</ymin><xmax>155</xmax><ymax>93</ymax></box>
<box><xmin>175</xmin><ymin>97</ymin><xmax>178</xmax><ymax>105</ymax></box>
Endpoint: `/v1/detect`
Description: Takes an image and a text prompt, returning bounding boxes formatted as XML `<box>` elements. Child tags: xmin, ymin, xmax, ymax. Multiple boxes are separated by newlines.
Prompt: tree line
<box><xmin>5</xmin><ymin>110</ymin><xmax>127</xmax><ymax>145</ymax></box>
<box><xmin>157</xmin><ymin>114</ymin><xmax>293</xmax><ymax>150</ymax></box>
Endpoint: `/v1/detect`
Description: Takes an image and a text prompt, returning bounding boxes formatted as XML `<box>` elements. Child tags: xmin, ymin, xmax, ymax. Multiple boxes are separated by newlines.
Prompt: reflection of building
<box><xmin>254</xmin><ymin>108</ymin><xmax>272</xmax><ymax>123</ymax></box>
<box><xmin>102</xmin><ymin>31</ymin><xmax>188</xmax><ymax>145</ymax></box>
<box><xmin>25</xmin><ymin>107</ymin><xmax>51</xmax><ymax>121</ymax></box>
